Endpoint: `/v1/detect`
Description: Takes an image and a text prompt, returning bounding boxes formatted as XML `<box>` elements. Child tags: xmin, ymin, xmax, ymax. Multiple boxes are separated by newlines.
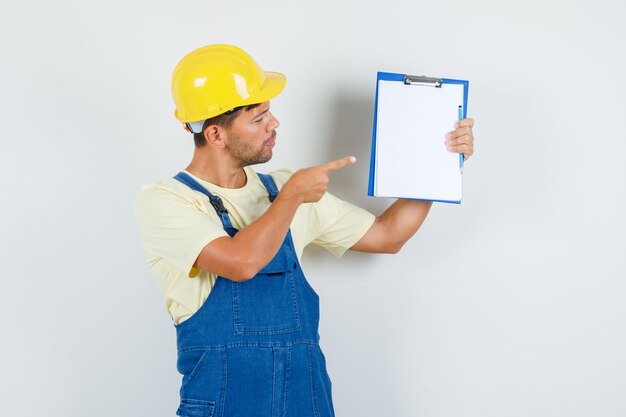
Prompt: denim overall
<box><xmin>172</xmin><ymin>172</ymin><xmax>335</xmax><ymax>417</ymax></box>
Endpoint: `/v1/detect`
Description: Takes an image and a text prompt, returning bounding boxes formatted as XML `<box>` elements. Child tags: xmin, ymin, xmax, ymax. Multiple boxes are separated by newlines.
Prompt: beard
<box><xmin>227</xmin><ymin>130</ymin><xmax>276</xmax><ymax>168</ymax></box>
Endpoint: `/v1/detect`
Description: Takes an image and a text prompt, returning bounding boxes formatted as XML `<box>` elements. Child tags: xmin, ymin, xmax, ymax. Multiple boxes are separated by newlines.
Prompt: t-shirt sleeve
<box><xmin>133</xmin><ymin>184</ymin><xmax>228</xmax><ymax>277</ymax></box>
<box><xmin>310</xmin><ymin>192</ymin><xmax>376</xmax><ymax>257</ymax></box>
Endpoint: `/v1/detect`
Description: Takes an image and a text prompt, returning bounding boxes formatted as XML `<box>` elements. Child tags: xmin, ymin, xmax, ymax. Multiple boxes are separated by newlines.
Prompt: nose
<box><xmin>268</xmin><ymin>111</ymin><xmax>280</xmax><ymax>130</ymax></box>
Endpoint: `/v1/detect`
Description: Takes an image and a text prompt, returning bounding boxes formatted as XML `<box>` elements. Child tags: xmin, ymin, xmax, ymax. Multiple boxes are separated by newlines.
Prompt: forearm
<box><xmin>352</xmin><ymin>199</ymin><xmax>432</xmax><ymax>254</ymax></box>
<box><xmin>378</xmin><ymin>199</ymin><xmax>433</xmax><ymax>251</ymax></box>
<box><xmin>196</xmin><ymin>193</ymin><xmax>301</xmax><ymax>280</ymax></box>
<box><xmin>232</xmin><ymin>193</ymin><xmax>301</xmax><ymax>271</ymax></box>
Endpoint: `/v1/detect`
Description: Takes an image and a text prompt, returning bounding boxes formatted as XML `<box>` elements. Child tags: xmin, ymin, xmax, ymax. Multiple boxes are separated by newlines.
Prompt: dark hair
<box><xmin>193</xmin><ymin>103</ymin><xmax>262</xmax><ymax>148</ymax></box>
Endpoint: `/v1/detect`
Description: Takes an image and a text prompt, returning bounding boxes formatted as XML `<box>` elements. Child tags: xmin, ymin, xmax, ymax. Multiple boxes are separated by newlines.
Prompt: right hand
<box><xmin>281</xmin><ymin>156</ymin><xmax>356</xmax><ymax>204</ymax></box>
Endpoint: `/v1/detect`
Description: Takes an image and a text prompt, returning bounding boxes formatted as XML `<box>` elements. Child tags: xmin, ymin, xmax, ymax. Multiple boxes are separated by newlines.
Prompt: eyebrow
<box><xmin>252</xmin><ymin>108</ymin><xmax>269</xmax><ymax>120</ymax></box>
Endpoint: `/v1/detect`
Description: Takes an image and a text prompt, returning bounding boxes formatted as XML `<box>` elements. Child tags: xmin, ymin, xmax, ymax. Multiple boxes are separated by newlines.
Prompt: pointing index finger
<box><xmin>321</xmin><ymin>156</ymin><xmax>357</xmax><ymax>172</ymax></box>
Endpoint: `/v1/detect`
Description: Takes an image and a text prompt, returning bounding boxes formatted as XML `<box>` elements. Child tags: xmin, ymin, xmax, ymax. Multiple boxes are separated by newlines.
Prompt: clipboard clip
<box><xmin>403</xmin><ymin>75</ymin><xmax>443</xmax><ymax>88</ymax></box>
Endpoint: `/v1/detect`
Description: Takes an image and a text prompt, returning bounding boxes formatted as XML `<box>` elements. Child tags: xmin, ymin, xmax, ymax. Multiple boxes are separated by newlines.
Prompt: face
<box><xmin>224</xmin><ymin>102</ymin><xmax>280</xmax><ymax>168</ymax></box>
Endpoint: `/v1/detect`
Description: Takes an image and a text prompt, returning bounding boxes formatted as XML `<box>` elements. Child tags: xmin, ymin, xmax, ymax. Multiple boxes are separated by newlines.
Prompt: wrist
<box><xmin>274</xmin><ymin>190</ymin><xmax>303</xmax><ymax>208</ymax></box>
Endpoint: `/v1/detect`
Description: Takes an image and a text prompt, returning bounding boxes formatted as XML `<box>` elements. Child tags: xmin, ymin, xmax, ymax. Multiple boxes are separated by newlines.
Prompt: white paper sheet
<box><xmin>374</xmin><ymin>80</ymin><xmax>464</xmax><ymax>202</ymax></box>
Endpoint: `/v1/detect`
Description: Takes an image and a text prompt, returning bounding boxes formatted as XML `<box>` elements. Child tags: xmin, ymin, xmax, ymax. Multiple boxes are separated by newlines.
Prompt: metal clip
<box><xmin>403</xmin><ymin>75</ymin><xmax>443</xmax><ymax>88</ymax></box>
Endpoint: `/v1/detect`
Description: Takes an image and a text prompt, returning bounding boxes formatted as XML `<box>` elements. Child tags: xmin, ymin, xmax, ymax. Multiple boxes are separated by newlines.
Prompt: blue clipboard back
<box><xmin>368</xmin><ymin>71</ymin><xmax>469</xmax><ymax>204</ymax></box>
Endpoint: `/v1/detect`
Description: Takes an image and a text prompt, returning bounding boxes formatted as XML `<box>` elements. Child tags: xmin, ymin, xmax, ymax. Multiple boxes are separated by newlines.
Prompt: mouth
<box><xmin>265</xmin><ymin>131</ymin><xmax>277</xmax><ymax>148</ymax></box>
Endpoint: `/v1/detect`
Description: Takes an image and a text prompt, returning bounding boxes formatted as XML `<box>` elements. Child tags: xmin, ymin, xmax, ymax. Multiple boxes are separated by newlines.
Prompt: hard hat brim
<box><xmin>231</xmin><ymin>70</ymin><xmax>286</xmax><ymax>114</ymax></box>
<box><xmin>251</xmin><ymin>71</ymin><xmax>286</xmax><ymax>105</ymax></box>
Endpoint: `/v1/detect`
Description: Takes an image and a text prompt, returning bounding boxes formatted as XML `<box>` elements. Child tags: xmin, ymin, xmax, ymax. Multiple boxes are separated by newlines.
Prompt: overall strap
<box><xmin>173</xmin><ymin>172</ymin><xmax>235</xmax><ymax>230</ymax></box>
<box><xmin>256</xmin><ymin>173</ymin><xmax>279</xmax><ymax>202</ymax></box>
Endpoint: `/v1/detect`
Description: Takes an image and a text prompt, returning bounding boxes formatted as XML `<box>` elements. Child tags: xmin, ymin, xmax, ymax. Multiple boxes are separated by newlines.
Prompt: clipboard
<box><xmin>368</xmin><ymin>71</ymin><xmax>469</xmax><ymax>204</ymax></box>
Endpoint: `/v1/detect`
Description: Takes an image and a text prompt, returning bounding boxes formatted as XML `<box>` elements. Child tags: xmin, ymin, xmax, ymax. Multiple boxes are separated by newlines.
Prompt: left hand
<box><xmin>445</xmin><ymin>118</ymin><xmax>475</xmax><ymax>160</ymax></box>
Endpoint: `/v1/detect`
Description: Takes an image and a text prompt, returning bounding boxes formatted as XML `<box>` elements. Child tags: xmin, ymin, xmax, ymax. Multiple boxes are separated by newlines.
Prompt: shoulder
<box><xmin>134</xmin><ymin>176</ymin><xmax>208</xmax><ymax>219</ymax></box>
<box><xmin>135</xmin><ymin>177</ymin><xmax>188</xmax><ymax>206</ymax></box>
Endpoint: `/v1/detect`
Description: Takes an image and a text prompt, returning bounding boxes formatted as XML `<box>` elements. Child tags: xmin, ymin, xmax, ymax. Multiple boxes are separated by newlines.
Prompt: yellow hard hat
<box><xmin>171</xmin><ymin>44</ymin><xmax>286</xmax><ymax>125</ymax></box>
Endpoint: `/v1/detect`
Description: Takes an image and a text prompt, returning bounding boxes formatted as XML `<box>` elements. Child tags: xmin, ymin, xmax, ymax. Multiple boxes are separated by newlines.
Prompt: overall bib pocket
<box><xmin>232</xmin><ymin>252</ymin><xmax>301</xmax><ymax>335</ymax></box>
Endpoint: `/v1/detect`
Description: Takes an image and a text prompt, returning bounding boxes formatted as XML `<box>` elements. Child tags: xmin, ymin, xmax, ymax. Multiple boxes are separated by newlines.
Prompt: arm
<box><xmin>350</xmin><ymin>200</ymin><xmax>433</xmax><ymax>254</ymax></box>
<box><xmin>195</xmin><ymin>157</ymin><xmax>356</xmax><ymax>281</ymax></box>
<box><xmin>195</xmin><ymin>191</ymin><xmax>299</xmax><ymax>281</ymax></box>
<box><xmin>351</xmin><ymin>118</ymin><xmax>475</xmax><ymax>254</ymax></box>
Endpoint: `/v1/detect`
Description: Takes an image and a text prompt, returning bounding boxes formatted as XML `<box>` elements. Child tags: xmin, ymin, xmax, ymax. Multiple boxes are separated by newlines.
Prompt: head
<box><xmin>171</xmin><ymin>44</ymin><xmax>286</xmax><ymax>157</ymax></box>
<box><xmin>196</xmin><ymin>101</ymin><xmax>280</xmax><ymax>168</ymax></box>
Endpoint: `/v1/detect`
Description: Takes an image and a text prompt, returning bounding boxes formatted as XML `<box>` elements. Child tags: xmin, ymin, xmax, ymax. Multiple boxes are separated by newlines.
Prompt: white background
<box><xmin>1</xmin><ymin>1</ymin><xmax>625</xmax><ymax>416</ymax></box>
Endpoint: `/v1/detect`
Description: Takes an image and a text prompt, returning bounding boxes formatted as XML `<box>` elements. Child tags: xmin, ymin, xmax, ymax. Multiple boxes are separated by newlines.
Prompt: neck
<box><xmin>185</xmin><ymin>147</ymin><xmax>247</xmax><ymax>189</ymax></box>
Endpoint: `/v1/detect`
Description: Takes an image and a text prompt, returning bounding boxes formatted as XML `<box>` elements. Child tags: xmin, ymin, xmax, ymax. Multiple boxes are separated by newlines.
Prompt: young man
<box><xmin>135</xmin><ymin>44</ymin><xmax>474</xmax><ymax>417</ymax></box>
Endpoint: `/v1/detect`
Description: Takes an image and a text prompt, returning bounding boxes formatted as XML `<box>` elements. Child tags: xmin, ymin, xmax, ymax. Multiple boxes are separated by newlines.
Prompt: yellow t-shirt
<box><xmin>134</xmin><ymin>166</ymin><xmax>376</xmax><ymax>324</ymax></box>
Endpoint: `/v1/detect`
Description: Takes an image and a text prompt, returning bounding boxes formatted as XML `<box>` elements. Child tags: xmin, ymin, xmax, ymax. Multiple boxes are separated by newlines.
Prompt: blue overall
<box><xmin>172</xmin><ymin>172</ymin><xmax>335</xmax><ymax>417</ymax></box>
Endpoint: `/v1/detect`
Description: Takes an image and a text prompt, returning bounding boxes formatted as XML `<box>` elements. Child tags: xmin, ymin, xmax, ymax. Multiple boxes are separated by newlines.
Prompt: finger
<box><xmin>445</xmin><ymin>133</ymin><xmax>473</xmax><ymax>147</ymax></box>
<box><xmin>443</xmin><ymin>135</ymin><xmax>474</xmax><ymax>148</ymax></box>
<box><xmin>454</xmin><ymin>117</ymin><xmax>475</xmax><ymax>129</ymax></box>
<box><xmin>447</xmin><ymin>126</ymin><xmax>472</xmax><ymax>140</ymax></box>
<box><xmin>321</xmin><ymin>156</ymin><xmax>357</xmax><ymax>172</ymax></box>
<box><xmin>446</xmin><ymin>143</ymin><xmax>474</xmax><ymax>157</ymax></box>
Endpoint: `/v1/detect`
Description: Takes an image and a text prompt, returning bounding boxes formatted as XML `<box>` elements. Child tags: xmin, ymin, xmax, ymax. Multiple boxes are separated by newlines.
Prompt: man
<box><xmin>135</xmin><ymin>44</ymin><xmax>474</xmax><ymax>417</ymax></box>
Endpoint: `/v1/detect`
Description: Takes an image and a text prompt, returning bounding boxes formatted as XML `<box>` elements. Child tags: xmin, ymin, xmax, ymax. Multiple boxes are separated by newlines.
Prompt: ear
<box><xmin>204</xmin><ymin>124</ymin><xmax>226</xmax><ymax>148</ymax></box>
